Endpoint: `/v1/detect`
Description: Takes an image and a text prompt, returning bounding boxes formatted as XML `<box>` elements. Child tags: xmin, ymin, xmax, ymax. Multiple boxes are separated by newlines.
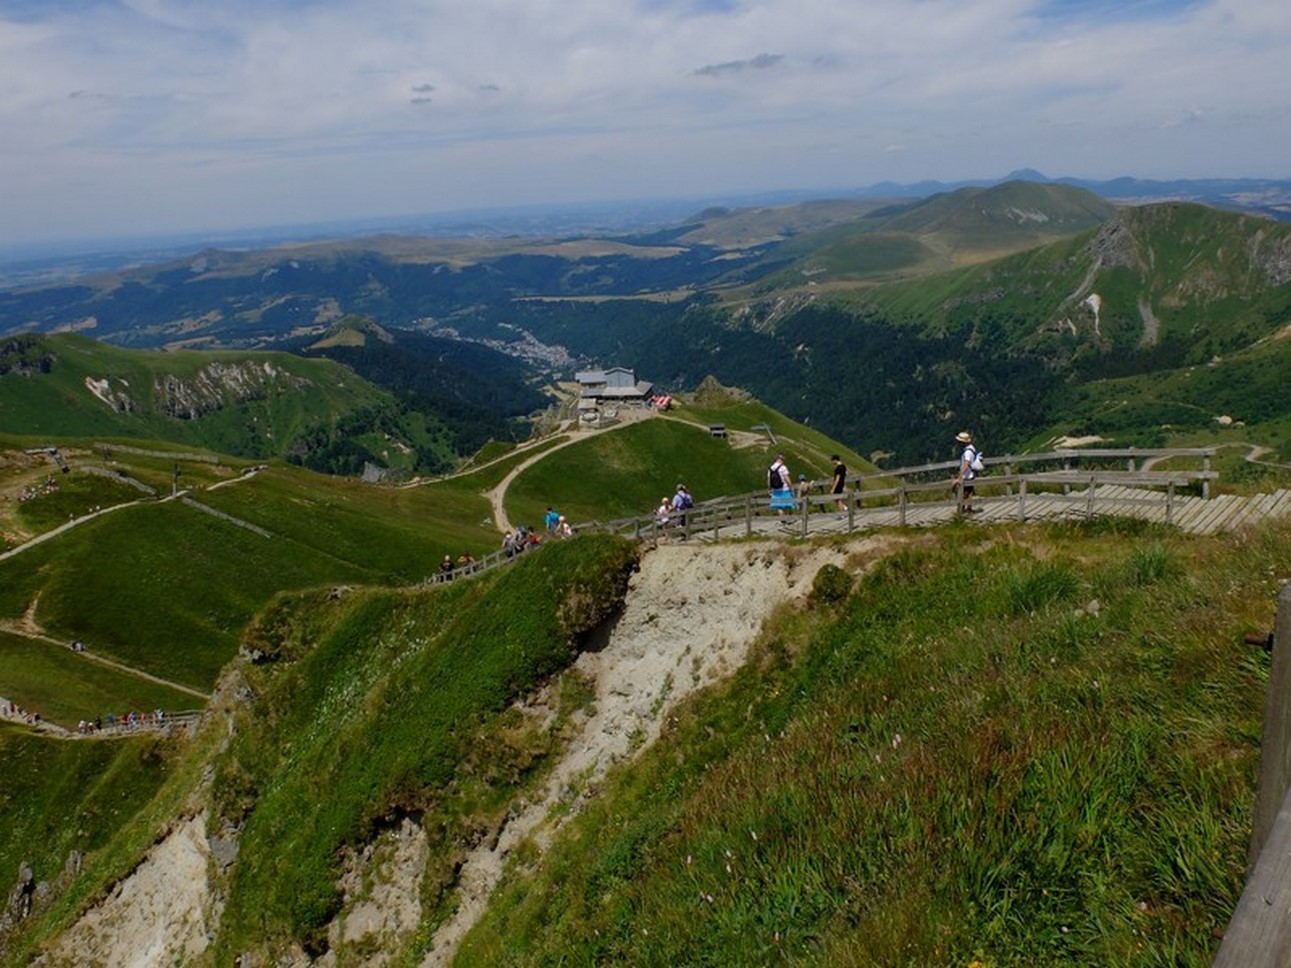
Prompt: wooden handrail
<box><xmin>1214</xmin><ymin>584</ymin><xmax>1291</xmax><ymax>965</ymax></box>
<box><xmin>433</xmin><ymin>448</ymin><xmax>1221</xmax><ymax>585</ymax></box>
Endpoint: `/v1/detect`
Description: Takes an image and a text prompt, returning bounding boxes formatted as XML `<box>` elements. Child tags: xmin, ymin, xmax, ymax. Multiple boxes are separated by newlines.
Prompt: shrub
<box><xmin>810</xmin><ymin>563</ymin><xmax>854</xmax><ymax>606</ymax></box>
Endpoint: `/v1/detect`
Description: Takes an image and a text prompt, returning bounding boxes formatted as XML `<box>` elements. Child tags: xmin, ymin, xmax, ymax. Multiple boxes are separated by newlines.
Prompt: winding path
<box><xmin>484</xmin><ymin>408</ymin><xmax>656</xmax><ymax>533</ymax></box>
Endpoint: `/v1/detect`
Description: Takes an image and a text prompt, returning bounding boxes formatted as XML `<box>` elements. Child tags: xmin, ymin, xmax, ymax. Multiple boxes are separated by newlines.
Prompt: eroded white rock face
<box><xmin>37</xmin><ymin>538</ymin><xmax>900</xmax><ymax>967</ymax></box>
<box><xmin>35</xmin><ymin>813</ymin><xmax>217</xmax><ymax>968</ymax></box>
<box><xmin>317</xmin><ymin>817</ymin><xmax>429</xmax><ymax>968</ymax></box>
<box><xmin>421</xmin><ymin>538</ymin><xmax>894</xmax><ymax>967</ymax></box>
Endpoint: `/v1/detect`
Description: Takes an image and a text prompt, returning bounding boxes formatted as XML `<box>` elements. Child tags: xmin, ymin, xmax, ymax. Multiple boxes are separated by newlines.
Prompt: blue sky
<box><xmin>0</xmin><ymin>0</ymin><xmax>1286</xmax><ymax>247</ymax></box>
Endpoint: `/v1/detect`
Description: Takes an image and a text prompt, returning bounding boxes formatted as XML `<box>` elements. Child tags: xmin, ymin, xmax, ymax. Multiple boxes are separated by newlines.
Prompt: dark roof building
<box><xmin>575</xmin><ymin>367</ymin><xmax>654</xmax><ymax>406</ymax></box>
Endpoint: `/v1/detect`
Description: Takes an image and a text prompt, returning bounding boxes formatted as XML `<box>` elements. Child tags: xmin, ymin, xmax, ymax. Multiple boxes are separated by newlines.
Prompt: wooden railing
<box><xmin>422</xmin><ymin>448</ymin><xmax>1218</xmax><ymax>585</ymax></box>
<box><xmin>1214</xmin><ymin>584</ymin><xmax>1291</xmax><ymax>966</ymax></box>
<box><xmin>571</xmin><ymin>447</ymin><xmax>1218</xmax><ymax>543</ymax></box>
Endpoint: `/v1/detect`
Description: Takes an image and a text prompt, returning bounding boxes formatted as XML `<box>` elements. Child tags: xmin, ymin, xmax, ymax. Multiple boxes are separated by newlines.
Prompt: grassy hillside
<box><xmin>0</xmin><ymin>437</ymin><xmax>502</xmax><ymax>707</ymax></box>
<box><xmin>0</xmin><ymin>632</ymin><xmax>199</xmax><ymax>727</ymax></box>
<box><xmin>0</xmin><ymin>333</ymin><xmax>475</xmax><ymax>474</ymax></box>
<box><xmin>4</xmin><ymin>514</ymin><xmax>1283</xmax><ymax>965</ymax></box>
<box><xmin>735</xmin><ymin>181</ymin><xmax>1116</xmax><ymax>293</ymax></box>
<box><xmin>457</xmin><ymin>518</ymin><xmax>1284</xmax><ymax>966</ymax></box>
<box><xmin>502</xmin><ymin>406</ymin><xmax>875</xmax><ymax>529</ymax></box>
<box><xmin>208</xmin><ymin>534</ymin><xmax>639</xmax><ymax>959</ymax></box>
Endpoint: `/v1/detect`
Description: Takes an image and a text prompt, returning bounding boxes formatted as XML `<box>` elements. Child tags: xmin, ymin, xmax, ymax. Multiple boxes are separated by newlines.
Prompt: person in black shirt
<box><xmin>830</xmin><ymin>455</ymin><xmax>848</xmax><ymax>515</ymax></box>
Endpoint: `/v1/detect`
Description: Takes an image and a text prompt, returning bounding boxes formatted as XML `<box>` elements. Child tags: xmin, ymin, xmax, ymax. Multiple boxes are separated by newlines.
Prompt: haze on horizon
<box><xmin>1</xmin><ymin>0</ymin><xmax>1288</xmax><ymax>251</ymax></box>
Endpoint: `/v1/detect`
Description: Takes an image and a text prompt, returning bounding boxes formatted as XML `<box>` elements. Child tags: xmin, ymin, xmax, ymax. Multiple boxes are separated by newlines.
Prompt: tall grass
<box><xmin>207</xmin><ymin>534</ymin><xmax>638</xmax><ymax>960</ymax></box>
<box><xmin>457</xmin><ymin>522</ymin><xmax>1286</xmax><ymax>966</ymax></box>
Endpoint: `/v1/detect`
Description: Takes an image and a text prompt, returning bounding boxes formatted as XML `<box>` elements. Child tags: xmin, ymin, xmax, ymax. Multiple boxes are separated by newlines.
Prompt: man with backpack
<box><xmin>768</xmin><ymin>455</ymin><xmax>795</xmax><ymax>516</ymax></box>
<box><xmin>671</xmin><ymin>483</ymin><xmax>694</xmax><ymax>532</ymax></box>
<box><xmin>952</xmin><ymin>430</ymin><xmax>983</xmax><ymax>514</ymax></box>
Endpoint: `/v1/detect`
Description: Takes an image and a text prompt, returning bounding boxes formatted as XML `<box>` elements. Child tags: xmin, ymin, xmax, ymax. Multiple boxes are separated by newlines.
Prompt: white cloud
<box><xmin>0</xmin><ymin>0</ymin><xmax>1287</xmax><ymax>246</ymax></box>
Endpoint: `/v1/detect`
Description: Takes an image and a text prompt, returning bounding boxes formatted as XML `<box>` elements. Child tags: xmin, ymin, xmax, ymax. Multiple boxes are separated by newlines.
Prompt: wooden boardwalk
<box><xmin>662</xmin><ymin>485</ymin><xmax>1291</xmax><ymax>544</ymax></box>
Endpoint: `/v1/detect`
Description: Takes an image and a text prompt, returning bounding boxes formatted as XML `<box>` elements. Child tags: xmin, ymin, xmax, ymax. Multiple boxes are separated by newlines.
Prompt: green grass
<box><xmin>208</xmin><ymin>533</ymin><xmax>639</xmax><ymax>960</ymax></box>
<box><xmin>14</xmin><ymin>470</ymin><xmax>150</xmax><ymax>534</ymax></box>
<box><xmin>453</xmin><ymin>520</ymin><xmax>1285</xmax><ymax>966</ymax></box>
<box><xmin>0</xmin><ymin>632</ymin><xmax>200</xmax><ymax>727</ymax></box>
<box><xmin>0</xmin><ymin>454</ymin><xmax>509</xmax><ymax>699</ymax></box>
<box><xmin>0</xmin><ymin>500</ymin><xmax>379</xmax><ymax>690</ymax></box>
<box><xmin>503</xmin><ymin>416</ymin><xmax>869</xmax><ymax>530</ymax></box>
<box><xmin>195</xmin><ymin>463</ymin><xmax>497</xmax><ymax>576</ymax></box>
<box><xmin>0</xmin><ymin>726</ymin><xmax>176</xmax><ymax>935</ymax></box>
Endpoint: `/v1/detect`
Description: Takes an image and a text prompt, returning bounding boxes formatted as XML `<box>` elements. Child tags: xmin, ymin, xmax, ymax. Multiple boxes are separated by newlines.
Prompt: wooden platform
<box><xmin>678</xmin><ymin>487</ymin><xmax>1291</xmax><ymax>543</ymax></box>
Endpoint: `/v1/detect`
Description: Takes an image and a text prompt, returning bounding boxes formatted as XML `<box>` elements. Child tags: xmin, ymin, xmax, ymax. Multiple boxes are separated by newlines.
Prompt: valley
<box><xmin>3</xmin><ymin>182</ymin><xmax>1291</xmax><ymax>965</ymax></box>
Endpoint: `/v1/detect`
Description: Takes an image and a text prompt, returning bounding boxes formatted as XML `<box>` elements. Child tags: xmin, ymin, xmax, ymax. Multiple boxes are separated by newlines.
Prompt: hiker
<box><xmin>952</xmin><ymin>430</ymin><xmax>981</xmax><ymax>514</ymax></box>
<box><xmin>655</xmin><ymin>496</ymin><xmax>671</xmax><ymax>536</ymax></box>
<box><xmin>502</xmin><ymin>531</ymin><xmax>516</xmax><ymax>557</ymax></box>
<box><xmin>831</xmin><ymin>455</ymin><xmax>848</xmax><ymax>515</ymax></box>
<box><xmin>544</xmin><ymin>506</ymin><xmax>561</xmax><ymax>534</ymax></box>
<box><xmin>438</xmin><ymin>554</ymin><xmax>455</xmax><ymax>581</ymax></box>
<box><xmin>671</xmin><ymin>483</ymin><xmax>694</xmax><ymax>530</ymax></box>
<box><xmin>768</xmin><ymin>455</ymin><xmax>795</xmax><ymax>515</ymax></box>
<box><xmin>556</xmin><ymin>515</ymin><xmax>572</xmax><ymax>538</ymax></box>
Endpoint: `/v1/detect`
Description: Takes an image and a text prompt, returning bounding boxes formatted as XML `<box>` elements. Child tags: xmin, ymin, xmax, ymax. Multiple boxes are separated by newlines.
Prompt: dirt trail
<box><xmin>485</xmin><ymin>407</ymin><xmax>656</xmax><ymax>533</ymax></box>
<box><xmin>0</xmin><ymin>592</ymin><xmax>211</xmax><ymax>704</ymax></box>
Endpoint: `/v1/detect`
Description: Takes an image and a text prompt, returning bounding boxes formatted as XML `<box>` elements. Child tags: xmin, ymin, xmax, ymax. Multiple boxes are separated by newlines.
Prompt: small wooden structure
<box><xmin>709</xmin><ymin>424</ymin><xmax>726</xmax><ymax>438</ymax></box>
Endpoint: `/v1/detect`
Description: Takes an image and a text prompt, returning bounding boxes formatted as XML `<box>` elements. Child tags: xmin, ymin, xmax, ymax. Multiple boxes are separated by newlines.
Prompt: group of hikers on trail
<box><xmin>767</xmin><ymin>453</ymin><xmax>852</xmax><ymax>519</ymax></box>
<box><xmin>653</xmin><ymin>483</ymin><xmax>694</xmax><ymax>539</ymax></box>
<box><xmin>435</xmin><ymin>429</ymin><xmax>985</xmax><ymax>583</ymax></box>
<box><xmin>768</xmin><ymin>430</ymin><xmax>983</xmax><ymax>517</ymax></box>
<box><xmin>434</xmin><ymin>505</ymin><xmax>579</xmax><ymax>582</ymax></box>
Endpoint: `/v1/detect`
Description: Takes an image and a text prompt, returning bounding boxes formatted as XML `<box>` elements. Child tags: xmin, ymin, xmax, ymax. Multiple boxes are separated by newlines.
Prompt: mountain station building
<box><xmin>574</xmin><ymin>367</ymin><xmax>655</xmax><ymax>411</ymax></box>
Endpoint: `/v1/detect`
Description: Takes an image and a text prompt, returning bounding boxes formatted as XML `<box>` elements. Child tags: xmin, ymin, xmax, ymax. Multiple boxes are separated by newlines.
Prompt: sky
<box><xmin>1</xmin><ymin>0</ymin><xmax>1288</xmax><ymax>249</ymax></box>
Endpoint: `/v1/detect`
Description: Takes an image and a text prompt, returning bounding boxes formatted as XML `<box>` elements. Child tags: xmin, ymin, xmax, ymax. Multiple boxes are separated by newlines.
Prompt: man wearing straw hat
<box><xmin>952</xmin><ymin>430</ymin><xmax>981</xmax><ymax>514</ymax></box>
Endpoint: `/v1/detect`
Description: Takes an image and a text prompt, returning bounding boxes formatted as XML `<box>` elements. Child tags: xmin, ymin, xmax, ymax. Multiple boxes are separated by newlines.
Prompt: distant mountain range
<box><xmin>860</xmin><ymin>169</ymin><xmax>1291</xmax><ymax>222</ymax></box>
<box><xmin>4</xmin><ymin>179</ymin><xmax>1291</xmax><ymax>468</ymax></box>
<box><xmin>3</xmin><ymin>171</ymin><xmax>1289</xmax><ymax>290</ymax></box>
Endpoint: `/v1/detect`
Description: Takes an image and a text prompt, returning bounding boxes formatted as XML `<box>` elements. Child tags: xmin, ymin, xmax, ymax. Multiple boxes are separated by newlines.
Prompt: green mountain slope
<box><xmin>472</xmin><ymin>202</ymin><xmax>1291</xmax><ymax>463</ymax></box>
<box><xmin>3</xmin><ymin>515</ymin><xmax>1282</xmax><ymax>965</ymax></box>
<box><xmin>0</xmin><ymin>443</ymin><xmax>500</xmax><ymax>701</ymax></box>
<box><xmin>0</xmin><ymin>333</ymin><xmax>470</xmax><ymax>473</ymax></box>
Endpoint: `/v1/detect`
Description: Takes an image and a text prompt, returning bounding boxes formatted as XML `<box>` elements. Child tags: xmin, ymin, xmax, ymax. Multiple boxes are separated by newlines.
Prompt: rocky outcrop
<box><xmin>0</xmin><ymin>337</ymin><xmax>54</xmax><ymax>377</ymax></box>
<box><xmin>153</xmin><ymin>361</ymin><xmax>312</xmax><ymax>420</ymax></box>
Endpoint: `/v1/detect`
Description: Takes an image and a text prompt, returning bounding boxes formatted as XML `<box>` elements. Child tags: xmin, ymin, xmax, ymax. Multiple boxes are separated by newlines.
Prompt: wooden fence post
<box><xmin>745</xmin><ymin>494</ymin><xmax>752</xmax><ymax>538</ymax></box>
<box><xmin>899</xmin><ymin>482</ymin><xmax>908</xmax><ymax>527</ymax></box>
<box><xmin>1018</xmin><ymin>478</ymin><xmax>1027</xmax><ymax>521</ymax></box>
<box><xmin>1085</xmin><ymin>473</ymin><xmax>1096</xmax><ymax>518</ymax></box>
<box><xmin>1250</xmin><ymin>584</ymin><xmax>1291</xmax><ymax>862</ymax></box>
<box><xmin>1204</xmin><ymin>452</ymin><xmax>1212</xmax><ymax>500</ymax></box>
<box><xmin>1166</xmin><ymin>481</ymin><xmax>1175</xmax><ymax>526</ymax></box>
<box><xmin>847</xmin><ymin>492</ymin><xmax>855</xmax><ymax>532</ymax></box>
<box><xmin>1213</xmin><ymin>586</ymin><xmax>1291</xmax><ymax>966</ymax></box>
<box><xmin>800</xmin><ymin>490</ymin><xmax>809</xmax><ymax>537</ymax></box>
